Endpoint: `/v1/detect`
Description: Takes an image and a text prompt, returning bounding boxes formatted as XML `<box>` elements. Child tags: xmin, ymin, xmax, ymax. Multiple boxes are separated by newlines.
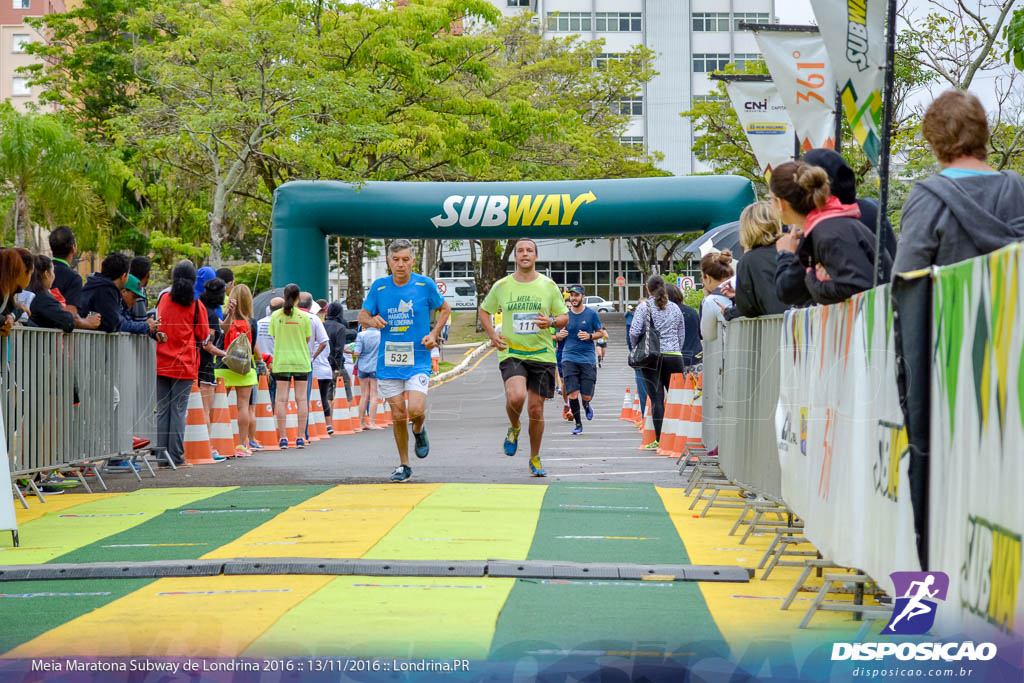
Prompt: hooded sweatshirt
<box><xmin>79</xmin><ymin>273</ymin><xmax>123</xmax><ymax>333</ymax></box>
<box><xmin>893</xmin><ymin>170</ymin><xmax>1024</xmax><ymax>275</ymax></box>
<box><xmin>322</xmin><ymin>302</ymin><xmax>348</xmax><ymax>371</ymax></box>
<box><xmin>803</xmin><ymin>148</ymin><xmax>897</xmax><ymax>259</ymax></box>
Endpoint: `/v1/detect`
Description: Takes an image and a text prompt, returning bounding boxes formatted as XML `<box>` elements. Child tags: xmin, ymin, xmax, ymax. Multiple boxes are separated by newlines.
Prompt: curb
<box><xmin>429</xmin><ymin>342</ymin><xmax>490</xmax><ymax>386</ymax></box>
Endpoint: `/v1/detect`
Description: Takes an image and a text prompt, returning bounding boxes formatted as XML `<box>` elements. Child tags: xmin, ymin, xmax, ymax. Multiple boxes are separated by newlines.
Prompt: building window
<box><xmin>546</xmin><ymin>12</ymin><xmax>592</xmax><ymax>32</ymax></box>
<box><xmin>611</xmin><ymin>97</ymin><xmax>643</xmax><ymax>116</ymax></box>
<box><xmin>595</xmin><ymin>52</ymin><xmax>625</xmax><ymax>70</ymax></box>
<box><xmin>693</xmin><ymin>12</ymin><xmax>730</xmax><ymax>32</ymax></box>
<box><xmin>13</xmin><ymin>0</ymin><xmax>30</xmax><ymax>9</ymax></box>
<box><xmin>693</xmin><ymin>53</ymin><xmax>731</xmax><ymax>73</ymax></box>
<box><xmin>734</xmin><ymin>12</ymin><xmax>771</xmax><ymax>30</ymax></box>
<box><xmin>732</xmin><ymin>53</ymin><xmax>763</xmax><ymax>69</ymax></box>
<box><xmin>595</xmin><ymin>12</ymin><xmax>641</xmax><ymax>32</ymax></box>
<box><xmin>507</xmin><ymin>0</ymin><xmax>530</xmax><ymax>6</ymax></box>
<box><xmin>693</xmin><ymin>94</ymin><xmax>727</xmax><ymax>104</ymax></box>
<box><xmin>619</xmin><ymin>135</ymin><xmax>644</xmax><ymax>151</ymax></box>
<box><xmin>12</xmin><ymin>77</ymin><xmax>30</xmax><ymax>96</ymax></box>
<box><xmin>12</xmin><ymin>34</ymin><xmax>31</xmax><ymax>53</ymax></box>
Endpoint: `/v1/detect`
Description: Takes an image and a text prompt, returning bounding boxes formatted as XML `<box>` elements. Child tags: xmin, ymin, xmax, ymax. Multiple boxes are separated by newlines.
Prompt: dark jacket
<box><xmin>678</xmin><ymin>303</ymin><xmax>701</xmax><ymax>366</ymax></box>
<box><xmin>79</xmin><ymin>274</ymin><xmax>123</xmax><ymax>333</ymax></box>
<box><xmin>28</xmin><ymin>289</ymin><xmax>74</xmax><ymax>332</ymax></box>
<box><xmin>725</xmin><ymin>244</ymin><xmax>790</xmax><ymax>319</ymax></box>
<box><xmin>803</xmin><ymin>148</ymin><xmax>897</xmax><ymax>259</ymax></box>
<box><xmin>322</xmin><ymin>302</ymin><xmax>348</xmax><ymax>371</ymax></box>
<box><xmin>128</xmin><ymin>296</ymin><xmax>150</xmax><ymax>322</ymax></box>
<box><xmin>776</xmin><ymin>202</ymin><xmax>892</xmax><ymax>306</ymax></box>
<box><xmin>120</xmin><ymin>298</ymin><xmax>151</xmax><ymax>335</ymax></box>
<box><xmin>893</xmin><ymin>171</ymin><xmax>1024</xmax><ymax>275</ymax></box>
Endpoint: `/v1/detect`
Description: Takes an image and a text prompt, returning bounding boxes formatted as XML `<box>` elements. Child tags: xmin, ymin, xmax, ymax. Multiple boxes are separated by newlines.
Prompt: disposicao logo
<box><xmin>431</xmin><ymin>192</ymin><xmax>596</xmax><ymax>229</ymax></box>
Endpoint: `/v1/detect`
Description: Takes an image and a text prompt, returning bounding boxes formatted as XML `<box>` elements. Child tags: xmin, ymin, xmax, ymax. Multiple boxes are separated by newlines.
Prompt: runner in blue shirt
<box><xmin>359</xmin><ymin>239</ymin><xmax>450</xmax><ymax>482</ymax></box>
<box><xmin>554</xmin><ymin>285</ymin><xmax>606</xmax><ymax>435</ymax></box>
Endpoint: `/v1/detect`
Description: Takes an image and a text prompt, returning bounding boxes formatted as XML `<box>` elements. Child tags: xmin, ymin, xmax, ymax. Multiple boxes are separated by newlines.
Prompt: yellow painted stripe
<box><xmin>654</xmin><ymin>487</ymin><xmax>878</xmax><ymax>652</ymax></box>
<box><xmin>6</xmin><ymin>575</ymin><xmax>333</xmax><ymax>658</ymax></box>
<box><xmin>201</xmin><ymin>484</ymin><xmax>441</xmax><ymax>560</ymax></box>
<box><xmin>432</xmin><ymin>348</ymin><xmax>494</xmax><ymax>389</ymax></box>
<box><xmin>13</xmin><ymin>492</ymin><xmax>123</xmax><ymax>527</ymax></box>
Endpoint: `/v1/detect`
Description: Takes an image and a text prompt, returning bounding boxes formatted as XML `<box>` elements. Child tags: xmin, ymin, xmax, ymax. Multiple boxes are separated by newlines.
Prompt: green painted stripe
<box><xmin>54</xmin><ymin>486</ymin><xmax>331</xmax><ymax>565</ymax></box>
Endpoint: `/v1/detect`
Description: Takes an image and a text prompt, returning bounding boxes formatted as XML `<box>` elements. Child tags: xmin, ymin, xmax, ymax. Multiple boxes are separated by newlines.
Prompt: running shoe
<box><xmin>584</xmin><ymin>403</ymin><xmax>593</xmax><ymax>421</ymax></box>
<box><xmin>212</xmin><ymin>453</ymin><xmax>227</xmax><ymax>462</ymax></box>
<box><xmin>106</xmin><ymin>461</ymin><xmax>140</xmax><ymax>473</ymax></box>
<box><xmin>132</xmin><ymin>436</ymin><xmax>151</xmax><ymax>450</ymax></box>
<box><xmin>571</xmin><ymin>425</ymin><xmax>583</xmax><ymax>435</ymax></box>
<box><xmin>529</xmin><ymin>454</ymin><xmax>546</xmax><ymax>477</ymax></box>
<box><xmin>562</xmin><ymin>405</ymin><xmax>572</xmax><ymax>421</ymax></box>
<box><xmin>643</xmin><ymin>440</ymin><xmax>660</xmax><ymax>451</ymax></box>
<box><xmin>296</xmin><ymin>438</ymin><xmax>306</xmax><ymax>449</ymax></box>
<box><xmin>248</xmin><ymin>440</ymin><xmax>264</xmax><ymax>451</ymax></box>
<box><xmin>40</xmin><ymin>473</ymin><xmax>78</xmax><ymax>489</ymax></box>
<box><xmin>326</xmin><ymin>426</ymin><xmax>334</xmax><ymax>436</ymax></box>
<box><xmin>503</xmin><ymin>425</ymin><xmax>521</xmax><ymax>456</ymax></box>
<box><xmin>390</xmin><ymin>464</ymin><xmax>412</xmax><ymax>482</ymax></box>
<box><xmin>234</xmin><ymin>445</ymin><xmax>249</xmax><ymax>458</ymax></box>
<box><xmin>413</xmin><ymin>428</ymin><xmax>429</xmax><ymax>459</ymax></box>
<box><xmin>279</xmin><ymin>438</ymin><xmax>289</xmax><ymax>450</ymax></box>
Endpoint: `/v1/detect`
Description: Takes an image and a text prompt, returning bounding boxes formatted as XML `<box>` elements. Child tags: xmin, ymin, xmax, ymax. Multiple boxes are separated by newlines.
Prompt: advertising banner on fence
<box><xmin>754</xmin><ymin>30</ymin><xmax>837</xmax><ymax>152</ymax></box>
<box><xmin>809</xmin><ymin>0</ymin><xmax>886</xmax><ymax>165</ymax></box>
<box><xmin>0</xmin><ymin>411</ymin><xmax>17</xmax><ymax>539</ymax></box>
<box><xmin>930</xmin><ymin>244</ymin><xmax>1024</xmax><ymax>640</ymax></box>
<box><xmin>777</xmin><ymin>286</ymin><xmax>919</xmax><ymax>594</ymax></box>
<box><xmin>724</xmin><ymin>79</ymin><xmax>796</xmax><ymax>178</ymax></box>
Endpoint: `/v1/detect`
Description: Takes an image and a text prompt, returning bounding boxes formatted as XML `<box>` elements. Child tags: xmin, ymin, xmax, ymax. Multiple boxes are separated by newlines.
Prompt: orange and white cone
<box><xmin>690</xmin><ymin>373</ymin><xmax>704</xmax><ymax>448</ymax></box>
<box><xmin>184</xmin><ymin>381</ymin><xmax>217</xmax><ymax>465</ymax></box>
<box><xmin>228</xmin><ymin>387</ymin><xmax>240</xmax><ymax>445</ymax></box>
<box><xmin>285</xmin><ymin>379</ymin><xmax>299</xmax><ymax>447</ymax></box>
<box><xmin>308</xmin><ymin>390</ymin><xmax>329</xmax><ymax>441</ymax></box>
<box><xmin>631</xmin><ymin>393</ymin><xmax>642</xmax><ymax>426</ymax></box>
<box><xmin>638</xmin><ymin>398</ymin><xmax>657</xmax><ymax>449</ymax></box>
<box><xmin>658</xmin><ymin>373</ymin><xmax>686</xmax><ymax>456</ymax></box>
<box><xmin>253</xmin><ymin>374</ymin><xmax>279</xmax><ymax>451</ymax></box>
<box><xmin>677</xmin><ymin>374</ymin><xmax>696</xmax><ymax>451</ymax></box>
<box><xmin>332</xmin><ymin>376</ymin><xmax>355</xmax><ymax>435</ymax></box>
<box><xmin>351</xmin><ymin>373</ymin><xmax>362</xmax><ymax>406</ymax></box>
<box><xmin>209</xmin><ymin>378</ymin><xmax>235</xmax><ymax>458</ymax></box>
<box><xmin>619</xmin><ymin>388</ymin><xmax>632</xmax><ymax>421</ymax></box>
<box><xmin>375</xmin><ymin>396</ymin><xmax>389</xmax><ymax>427</ymax></box>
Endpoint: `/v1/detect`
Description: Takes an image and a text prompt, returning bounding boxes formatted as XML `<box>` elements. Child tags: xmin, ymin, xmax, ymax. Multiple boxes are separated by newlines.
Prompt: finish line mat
<box><xmin>2</xmin><ymin>483</ymin><xmax>872</xmax><ymax>659</ymax></box>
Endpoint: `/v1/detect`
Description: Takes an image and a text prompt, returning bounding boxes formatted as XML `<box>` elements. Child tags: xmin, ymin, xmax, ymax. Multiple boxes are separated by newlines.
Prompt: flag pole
<box><xmin>874</xmin><ymin>0</ymin><xmax>898</xmax><ymax>287</ymax></box>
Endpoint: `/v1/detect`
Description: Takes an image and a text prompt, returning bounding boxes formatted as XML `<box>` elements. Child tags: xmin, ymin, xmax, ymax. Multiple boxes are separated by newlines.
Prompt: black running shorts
<box><xmin>561</xmin><ymin>360</ymin><xmax>597</xmax><ymax>397</ymax></box>
<box><xmin>499</xmin><ymin>357</ymin><xmax>557</xmax><ymax>399</ymax></box>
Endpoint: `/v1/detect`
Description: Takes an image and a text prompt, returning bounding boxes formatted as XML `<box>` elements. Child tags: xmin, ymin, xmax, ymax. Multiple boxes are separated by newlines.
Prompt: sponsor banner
<box><xmin>754</xmin><ymin>30</ymin><xmax>837</xmax><ymax>152</ymax></box>
<box><xmin>930</xmin><ymin>243</ymin><xmax>1024</xmax><ymax>640</ymax></box>
<box><xmin>0</xmin><ymin>409</ymin><xmax>16</xmax><ymax>539</ymax></box>
<box><xmin>809</xmin><ymin>0</ymin><xmax>886</xmax><ymax>165</ymax></box>
<box><xmin>777</xmin><ymin>286</ymin><xmax>919</xmax><ymax>593</ymax></box>
<box><xmin>724</xmin><ymin>80</ymin><xmax>796</xmax><ymax>178</ymax></box>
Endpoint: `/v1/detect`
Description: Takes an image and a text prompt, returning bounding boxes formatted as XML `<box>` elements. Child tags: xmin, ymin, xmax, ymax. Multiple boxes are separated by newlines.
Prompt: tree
<box><xmin>0</xmin><ymin>106</ymin><xmax>126</xmax><ymax>250</ymax></box>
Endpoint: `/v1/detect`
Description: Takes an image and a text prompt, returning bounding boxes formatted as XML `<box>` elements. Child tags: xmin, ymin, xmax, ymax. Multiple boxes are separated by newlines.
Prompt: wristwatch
<box><xmin>549</xmin><ymin>315</ymin><xmax>556</xmax><ymax>327</ymax></box>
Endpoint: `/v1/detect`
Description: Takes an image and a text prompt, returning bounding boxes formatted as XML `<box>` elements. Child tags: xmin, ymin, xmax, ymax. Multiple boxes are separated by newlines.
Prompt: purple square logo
<box><xmin>881</xmin><ymin>571</ymin><xmax>949</xmax><ymax>635</ymax></box>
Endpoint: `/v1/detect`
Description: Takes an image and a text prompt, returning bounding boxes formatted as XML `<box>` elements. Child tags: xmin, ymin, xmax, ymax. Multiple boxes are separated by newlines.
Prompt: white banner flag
<box><xmin>755</xmin><ymin>30</ymin><xmax>837</xmax><ymax>152</ymax></box>
<box><xmin>810</xmin><ymin>0</ymin><xmax>886</xmax><ymax>165</ymax></box>
<box><xmin>724</xmin><ymin>79</ymin><xmax>796</xmax><ymax>179</ymax></box>
<box><xmin>0</xmin><ymin>411</ymin><xmax>17</xmax><ymax>543</ymax></box>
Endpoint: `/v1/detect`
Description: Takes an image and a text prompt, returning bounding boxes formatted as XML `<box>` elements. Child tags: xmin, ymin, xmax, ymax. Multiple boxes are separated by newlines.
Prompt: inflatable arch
<box><xmin>270</xmin><ymin>176</ymin><xmax>756</xmax><ymax>297</ymax></box>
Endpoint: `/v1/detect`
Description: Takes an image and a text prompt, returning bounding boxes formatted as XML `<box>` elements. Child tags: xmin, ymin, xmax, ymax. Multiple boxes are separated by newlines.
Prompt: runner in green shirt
<box><xmin>479</xmin><ymin>238</ymin><xmax>568</xmax><ymax>477</ymax></box>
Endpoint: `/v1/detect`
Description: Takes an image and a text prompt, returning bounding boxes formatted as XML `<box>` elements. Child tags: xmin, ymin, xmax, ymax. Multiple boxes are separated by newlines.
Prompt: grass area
<box><xmin>438</xmin><ymin>361</ymin><xmax>456</xmax><ymax>374</ymax></box>
<box><xmin>446</xmin><ymin>311</ymin><xmax>487</xmax><ymax>345</ymax></box>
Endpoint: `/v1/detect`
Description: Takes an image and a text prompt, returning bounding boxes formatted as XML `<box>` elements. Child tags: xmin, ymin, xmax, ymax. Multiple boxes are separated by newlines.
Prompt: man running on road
<box><xmin>359</xmin><ymin>239</ymin><xmax>451</xmax><ymax>482</ymax></box>
<box><xmin>555</xmin><ymin>285</ymin><xmax>606</xmax><ymax>435</ymax></box>
<box><xmin>478</xmin><ymin>238</ymin><xmax>568</xmax><ymax>476</ymax></box>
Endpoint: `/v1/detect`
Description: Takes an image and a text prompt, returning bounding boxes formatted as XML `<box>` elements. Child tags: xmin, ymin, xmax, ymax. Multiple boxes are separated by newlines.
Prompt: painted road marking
<box><xmin>559</xmin><ymin>504</ymin><xmax>648</xmax><ymax>510</ymax></box>
<box><xmin>1</xmin><ymin>592</ymin><xmax>112</xmax><ymax>598</ymax></box>
<box><xmin>538</xmin><ymin>580</ymin><xmax>673</xmax><ymax>588</ymax></box>
<box><xmin>157</xmin><ymin>589</ymin><xmax>292</xmax><ymax>596</ymax></box>
<box><xmin>59</xmin><ymin>513</ymin><xmax>146</xmax><ymax>518</ymax></box>
<box><xmin>556</xmin><ymin>536</ymin><xmax>657</xmax><ymax>540</ymax></box>
<box><xmin>353</xmin><ymin>584</ymin><xmax>485</xmax><ymax>589</ymax></box>
<box><xmin>545</xmin><ymin>456</ymin><xmax>667</xmax><ymax>461</ymax></box>
<box><xmin>550</xmin><ymin>470</ymin><xmax>678</xmax><ymax>477</ymax></box>
<box><xmin>179</xmin><ymin>508</ymin><xmax>271</xmax><ymax>514</ymax></box>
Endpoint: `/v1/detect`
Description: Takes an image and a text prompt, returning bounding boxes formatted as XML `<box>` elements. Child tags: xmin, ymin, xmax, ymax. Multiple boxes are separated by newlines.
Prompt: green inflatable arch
<box><xmin>271</xmin><ymin>175</ymin><xmax>755</xmax><ymax>298</ymax></box>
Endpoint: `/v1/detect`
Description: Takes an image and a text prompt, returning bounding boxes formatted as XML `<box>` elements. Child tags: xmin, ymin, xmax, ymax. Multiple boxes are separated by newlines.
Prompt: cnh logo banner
<box><xmin>882</xmin><ymin>571</ymin><xmax>949</xmax><ymax>635</ymax></box>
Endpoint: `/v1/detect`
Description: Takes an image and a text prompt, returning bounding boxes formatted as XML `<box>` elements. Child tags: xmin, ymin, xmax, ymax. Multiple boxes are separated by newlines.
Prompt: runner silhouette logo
<box><xmin>881</xmin><ymin>571</ymin><xmax>949</xmax><ymax>635</ymax></box>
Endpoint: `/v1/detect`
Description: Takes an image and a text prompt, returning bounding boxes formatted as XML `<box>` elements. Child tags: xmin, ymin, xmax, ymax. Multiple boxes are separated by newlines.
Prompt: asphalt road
<box><xmin>99</xmin><ymin>316</ymin><xmax>682</xmax><ymax>490</ymax></box>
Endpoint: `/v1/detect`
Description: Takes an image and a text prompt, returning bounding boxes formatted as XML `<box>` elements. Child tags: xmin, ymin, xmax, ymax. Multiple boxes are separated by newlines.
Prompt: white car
<box><xmin>584</xmin><ymin>296</ymin><xmax>616</xmax><ymax>312</ymax></box>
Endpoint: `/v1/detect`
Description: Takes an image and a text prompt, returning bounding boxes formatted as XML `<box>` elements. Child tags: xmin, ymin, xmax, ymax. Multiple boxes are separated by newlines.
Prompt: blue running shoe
<box><xmin>571</xmin><ymin>425</ymin><xmax>583</xmax><ymax>435</ymax></box>
<box><xmin>390</xmin><ymin>465</ymin><xmax>412</xmax><ymax>482</ymax></box>
<box><xmin>584</xmin><ymin>403</ymin><xmax>593</xmax><ymax>421</ymax></box>
<box><xmin>503</xmin><ymin>425</ymin><xmax>521</xmax><ymax>456</ymax></box>
<box><xmin>279</xmin><ymin>438</ymin><xmax>288</xmax><ymax>450</ymax></box>
<box><xmin>413</xmin><ymin>428</ymin><xmax>429</xmax><ymax>458</ymax></box>
<box><xmin>529</xmin><ymin>454</ymin><xmax>546</xmax><ymax>477</ymax></box>
<box><xmin>296</xmin><ymin>438</ymin><xmax>306</xmax><ymax>449</ymax></box>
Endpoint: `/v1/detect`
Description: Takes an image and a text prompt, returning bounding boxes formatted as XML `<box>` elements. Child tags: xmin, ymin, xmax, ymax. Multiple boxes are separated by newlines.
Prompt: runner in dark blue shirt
<box><xmin>554</xmin><ymin>285</ymin><xmax>606</xmax><ymax>435</ymax></box>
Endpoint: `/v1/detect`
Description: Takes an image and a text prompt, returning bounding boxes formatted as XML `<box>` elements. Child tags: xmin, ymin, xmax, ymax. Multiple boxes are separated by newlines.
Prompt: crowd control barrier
<box><xmin>0</xmin><ymin>328</ymin><xmax>157</xmax><ymax>475</ymax></box>
<box><xmin>705</xmin><ymin>242</ymin><xmax>1024</xmax><ymax>643</ymax></box>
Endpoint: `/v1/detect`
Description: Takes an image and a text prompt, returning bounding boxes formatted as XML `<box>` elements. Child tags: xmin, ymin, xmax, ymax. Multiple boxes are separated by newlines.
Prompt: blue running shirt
<box><xmin>561</xmin><ymin>307</ymin><xmax>603</xmax><ymax>364</ymax></box>
<box><xmin>362</xmin><ymin>273</ymin><xmax>444</xmax><ymax>380</ymax></box>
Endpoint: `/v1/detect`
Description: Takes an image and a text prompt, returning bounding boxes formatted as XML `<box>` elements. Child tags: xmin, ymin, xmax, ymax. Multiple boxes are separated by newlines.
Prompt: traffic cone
<box><xmin>308</xmin><ymin>389</ymin><xmax>329</xmax><ymax>441</ymax></box>
<box><xmin>690</xmin><ymin>373</ymin><xmax>704</xmax><ymax>448</ymax></box>
<box><xmin>631</xmin><ymin>393</ymin><xmax>642</xmax><ymax>426</ymax></box>
<box><xmin>638</xmin><ymin>398</ymin><xmax>657</xmax><ymax>449</ymax></box>
<box><xmin>638</xmin><ymin>397</ymin><xmax>651</xmax><ymax>431</ymax></box>
<box><xmin>332</xmin><ymin>379</ymin><xmax>355</xmax><ymax>435</ymax></box>
<box><xmin>209</xmin><ymin>379</ymin><xmax>235</xmax><ymax>457</ymax></box>
<box><xmin>228</xmin><ymin>387</ymin><xmax>240</xmax><ymax>444</ymax></box>
<box><xmin>375</xmin><ymin>396</ymin><xmax>388</xmax><ymax>427</ymax></box>
<box><xmin>351</xmin><ymin>373</ymin><xmax>362</xmax><ymax>406</ymax></box>
<box><xmin>678</xmin><ymin>374</ymin><xmax>696</xmax><ymax>450</ymax></box>
<box><xmin>183</xmin><ymin>381</ymin><xmax>218</xmax><ymax>465</ymax></box>
<box><xmin>285</xmin><ymin>379</ymin><xmax>299</xmax><ymax>447</ymax></box>
<box><xmin>619</xmin><ymin>388</ymin><xmax>632</xmax><ymax>421</ymax></box>
<box><xmin>658</xmin><ymin>374</ymin><xmax>685</xmax><ymax>456</ymax></box>
<box><xmin>253</xmin><ymin>374</ymin><xmax>279</xmax><ymax>451</ymax></box>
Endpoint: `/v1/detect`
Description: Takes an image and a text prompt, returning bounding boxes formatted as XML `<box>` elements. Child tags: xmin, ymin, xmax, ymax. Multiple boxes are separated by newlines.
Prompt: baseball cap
<box><xmin>124</xmin><ymin>275</ymin><xmax>147</xmax><ymax>300</ymax></box>
<box><xmin>568</xmin><ymin>285</ymin><xmax>585</xmax><ymax>295</ymax></box>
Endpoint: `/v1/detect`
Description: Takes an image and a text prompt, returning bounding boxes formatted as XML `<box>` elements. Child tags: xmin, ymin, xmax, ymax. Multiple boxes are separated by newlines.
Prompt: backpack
<box><xmin>223</xmin><ymin>321</ymin><xmax>253</xmax><ymax>374</ymax></box>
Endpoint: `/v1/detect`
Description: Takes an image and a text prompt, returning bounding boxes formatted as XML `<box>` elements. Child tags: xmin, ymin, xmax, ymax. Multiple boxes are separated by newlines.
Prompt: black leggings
<box><xmin>640</xmin><ymin>355</ymin><xmax>686</xmax><ymax>440</ymax></box>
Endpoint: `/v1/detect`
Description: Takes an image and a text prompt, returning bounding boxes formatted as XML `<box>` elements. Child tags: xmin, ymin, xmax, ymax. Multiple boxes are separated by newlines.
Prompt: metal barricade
<box><xmin>1</xmin><ymin>328</ymin><xmax>156</xmax><ymax>475</ymax></box>
<box><xmin>704</xmin><ymin>315</ymin><xmax>785</xmax><ymax>502</ymax></box>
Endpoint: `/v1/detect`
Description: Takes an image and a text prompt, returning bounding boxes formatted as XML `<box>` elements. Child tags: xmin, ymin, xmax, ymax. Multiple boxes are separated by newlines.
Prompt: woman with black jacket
<box><xmin>771</xmin><ymin>161</ymin><xmax>891</xmax><ymax>306</ymax></box>
<box><xmin>725</xmin><ymin>201</ymin><xmax>790</xmax><ymax>319</ymax></box>
<box><xmin>27</xmin><ymin>255</ymin><xmax>75</xmax><ymax>332</ymax></box>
